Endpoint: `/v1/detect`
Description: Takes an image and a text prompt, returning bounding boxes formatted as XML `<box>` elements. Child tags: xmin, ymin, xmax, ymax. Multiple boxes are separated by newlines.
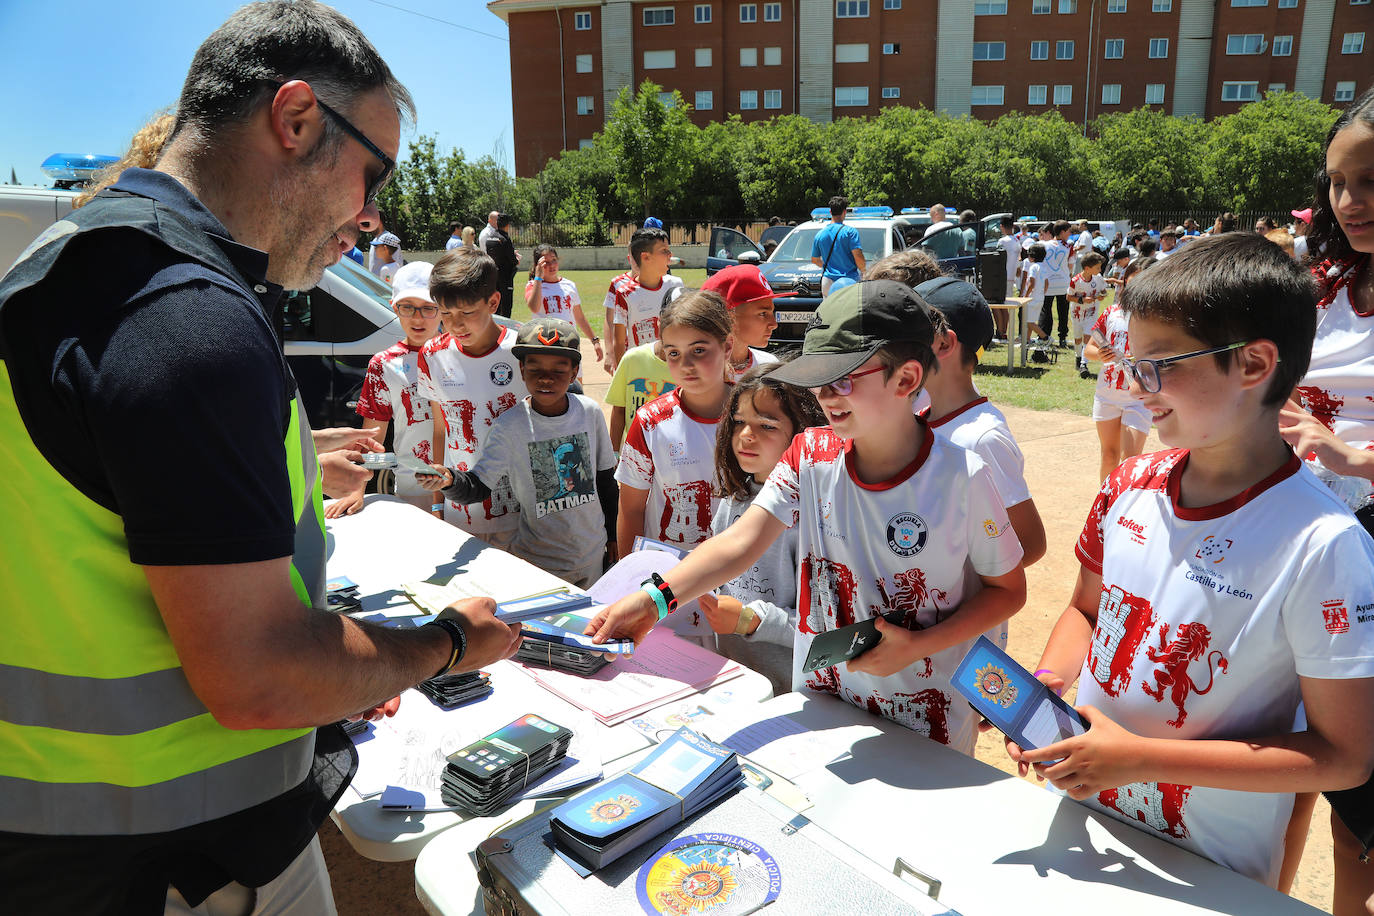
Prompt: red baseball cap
<box><xmin>702</xmin><ymin>264</ymin><xmax>796</xmax><ymax>308</ymax></box>
<box><xmin>1290</xmin><ymin>207</ymin><xmax>1312</xmax><ymax>223</ymax></box>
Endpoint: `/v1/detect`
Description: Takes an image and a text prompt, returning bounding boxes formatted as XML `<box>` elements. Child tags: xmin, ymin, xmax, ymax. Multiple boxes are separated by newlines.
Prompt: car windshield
<box><xmin>327</xmin><ymin>255</ymin><xmax>393</xmax><ymax>306</ymax></box>
<box><xmin>771</xmin><ymin>226</ymin><xmax>889</xmax><ymax>263</ymax></box>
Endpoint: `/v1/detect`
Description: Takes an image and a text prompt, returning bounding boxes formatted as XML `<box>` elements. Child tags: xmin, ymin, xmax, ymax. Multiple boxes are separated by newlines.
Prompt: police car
<box><xmin>706</xmin><ymin>205</ymin><xmax>1008</xmax><ymax>345</ymax></box>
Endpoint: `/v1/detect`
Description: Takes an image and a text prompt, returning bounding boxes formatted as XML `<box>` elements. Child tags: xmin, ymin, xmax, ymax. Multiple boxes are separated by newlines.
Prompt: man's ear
<box><xmin>268</xmin><ymin>80</ymin><xmax>322</xmax><ymax>156</ymax></box>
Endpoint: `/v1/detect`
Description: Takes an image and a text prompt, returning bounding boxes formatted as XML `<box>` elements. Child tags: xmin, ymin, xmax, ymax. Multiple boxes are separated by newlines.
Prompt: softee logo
<box><xmin>886</xmin><ymin>513</ymin><xmax>928</xmax><ymax>557</ymax></box>
<box><xmin>1116</xmin><ymin>516</ymin><xmax>1145</xmax><ymax>535</ymax></box>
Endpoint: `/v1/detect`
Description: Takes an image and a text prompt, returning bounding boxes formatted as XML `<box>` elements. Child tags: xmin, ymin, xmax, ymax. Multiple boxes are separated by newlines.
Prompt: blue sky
<box><xmin>0</xmin><ymin>0</ymin><xmax>515</xmax><ymax>186</ymax></box>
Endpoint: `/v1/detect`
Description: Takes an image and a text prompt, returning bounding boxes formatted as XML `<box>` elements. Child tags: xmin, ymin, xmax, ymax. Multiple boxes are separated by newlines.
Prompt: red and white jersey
<box><xmin>606</xmin><ymin>272</ymin><xmax>685</xmax><ymax>348</ymax></box>
<box><xmin>1074</xmin><ymin>449</ymin><xmax>1374</xmax><ymax>885</ymax></box>
<box><xmin>525</xmin><ymin>276</ymin><xmax>581</xmax><ymax>322</ymax></box>
<box><xmin>1296</xmin><ymin>262</ymin><xmax>1374</xmax><ymax>496</ymax></box>
<box><xmin>615</xmin><ymin>389</ymin><xmax>721</xmax><ymax>549</ymax></box>
<box><xmin>1090</xmin><ymin>302</ymin><xmax>1131</xmax><ymax>392</ymax></box>
<box><xmin>356</xmin><ymin>341</ymin><xmax>433</xmax><ymax>465</ymax></box>
<box><xmin>1069</xmin><ymin>272</ymin><xmax>1107</xmax><ymax>315</ymax></box>
<box><xmin>416</xmin><ymin>328</ymin><xmax>528</xmax><ymax>536</ymax></box>
<box><xmin>754</xmin><ymin>425</ymin><xmax>1023</xmax><ymax>754</ymax></box>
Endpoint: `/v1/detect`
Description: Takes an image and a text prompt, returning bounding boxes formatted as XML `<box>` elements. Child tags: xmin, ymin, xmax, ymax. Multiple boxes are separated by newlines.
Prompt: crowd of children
<box><xmin>331</xmin><ymin>96</ymin><xmax>1374</xmax><ymax>911</ymax></box>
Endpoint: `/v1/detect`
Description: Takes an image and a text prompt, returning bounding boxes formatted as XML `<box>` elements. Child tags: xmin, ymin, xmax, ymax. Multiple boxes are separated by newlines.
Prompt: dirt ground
<box><xmin>319</xmin><ymin>353</ymin><xmax>1337</xmax><ymax>915</ymax></box>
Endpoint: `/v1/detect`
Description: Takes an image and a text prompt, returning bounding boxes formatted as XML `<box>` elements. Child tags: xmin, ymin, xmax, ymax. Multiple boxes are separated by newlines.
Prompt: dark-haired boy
<box><xmin>588</xmin><ymin>281</ymin><xmax>1026</xmax><ymax>753</ymax></box>
<box><xmin>1009</xmin><ymin>233</ymin><xmax>1374</xmax><ymax>887</ymax></box>
<box><xmin>605</xmin><ymin>227</ymin><xmax>683</xmax><ymax>372</ymax></box>
<box><xmin>1068</xmin><ymin>251</ymin><xmax>1108</xmax><ymax>372</ymax></box>
<box><xmin>1039</xmin><ymin>220</ymin><xmax>1073</xmax><ymax>348</ymax></box>
<box><xmin>417</xmin><ymin>248</ymin><xmax>527</xmax><ymax>547</ymax></box>
<box><xmin>421</xmin><ymin>317</ymin><xmax>617</xmax><ymax>587</ymax></box>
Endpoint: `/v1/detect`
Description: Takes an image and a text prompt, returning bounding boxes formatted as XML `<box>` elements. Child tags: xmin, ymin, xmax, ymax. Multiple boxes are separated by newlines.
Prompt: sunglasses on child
<box><xmin>395</xmin><ymin>303</ymin><xmax>439</xmax><ymax>318</ymax></box>
<box><xmin>810</xmin><ymin>364</ymin><xmax>886</xmax><ymax>396</ymax></box>
<box><xmin>1119</xmin><ymin>341</ymin><xmax>1248</xmax><ymax>394</ymax></box>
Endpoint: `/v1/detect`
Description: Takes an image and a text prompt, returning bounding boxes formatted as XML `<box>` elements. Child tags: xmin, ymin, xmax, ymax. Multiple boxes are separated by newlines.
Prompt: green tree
<box><xmin>957</xmin><ymin>111</ymin><xmax>1094</xmax><ymax>214</ymax></box>
<box><xmin>375</xmin><ymin>135</ymin><xmax>476</xmax><ymax>250</ymax></box>
<box><xmin>686</xmin><ymin>117</ymin><xmax>746</xmax><ymax>224</ymax></box>
<box><xmin>843</xmin><ymin>106</ymin><xmax>956</xmax><ymax>207</ymax></box>
<box><xmin>1090</xmin><ymin>107</ymin><xmax>1210</xmax><ymax>211</ymax></box>
<box><xmin>1203</xmin><ymin>92</ymin><xmax>1338</xmax><ymax>213</ymax></box>
<box><xmin>602</xmin><ymin>81</ymin><xmax>695</xmax><ymax>217</ymax></box>
<box><xmin>737</xmin><ymin>115</ymin><xmax>840</xmax><ymax>219</ymax></box>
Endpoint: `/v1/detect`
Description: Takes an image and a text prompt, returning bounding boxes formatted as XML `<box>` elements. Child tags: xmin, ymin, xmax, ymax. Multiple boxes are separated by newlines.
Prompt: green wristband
<box><xmin>641</xmin><ymin>582</ymin><xmax>670</xmax><ymax>619</ymax></box>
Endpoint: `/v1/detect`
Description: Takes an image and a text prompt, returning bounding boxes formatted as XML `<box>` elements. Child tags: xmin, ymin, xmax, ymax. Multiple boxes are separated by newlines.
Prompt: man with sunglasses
<box><xmin>0</xmin><ymin>2</ymin><xmax>521</xmax><ymax>912</ymax></box>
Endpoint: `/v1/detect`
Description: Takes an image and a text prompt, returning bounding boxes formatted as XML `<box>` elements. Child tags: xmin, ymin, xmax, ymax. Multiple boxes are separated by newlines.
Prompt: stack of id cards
<box><xmin>515</xmin><ymin>616</ymin><xmax>635</xmax><ymax>676</ymax></box>
<box><xmin>952</xmin><ymin>636</ymin><xmax>1088</xmax><ymax>755</ymax></box>
<box><xmin>326</xmin><ymin>576</ymin><xmax>362</xmax><ymax>613</ymax></box>
<box><xmin>360</xmin><ymin>451</ymin><xmax>442</xmax><ymax>476</ymax></box>
<box><xmin>416</xmin><ymin>671</ymin><xmax>492</xmax><ymax>709</ymax></box>
<box><xmin>440</xmin><ymin>714</ymin><xmax>574</xmax><ymax>816</ymax></box>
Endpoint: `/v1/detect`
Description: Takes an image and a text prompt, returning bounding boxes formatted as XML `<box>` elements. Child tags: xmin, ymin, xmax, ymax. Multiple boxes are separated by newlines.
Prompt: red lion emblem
<box><xmin>1141</xmin><ymin>622</ymin><xmax>1228</xmax><ymax>729</ymax></box>
<box><xmin>868</xmin><ymin>569</ymin><xmax>950</xmax><ymax>678</ymax></box>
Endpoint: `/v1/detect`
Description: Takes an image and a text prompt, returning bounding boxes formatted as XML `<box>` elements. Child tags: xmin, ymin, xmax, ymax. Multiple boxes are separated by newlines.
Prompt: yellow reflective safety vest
<box><xmin>0</xmin><ymin>191</ymin><xmax>323</xmax><ymax>835</ymax></box>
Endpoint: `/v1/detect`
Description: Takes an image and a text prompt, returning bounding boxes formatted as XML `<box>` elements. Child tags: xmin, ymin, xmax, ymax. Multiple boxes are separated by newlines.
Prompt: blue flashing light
<box><xmin>810</xmin><ymin>207</ymin><xmax>833</xmax><ymax>221</ymax></box>
<box><xmin>1018</xmin><ymin>215</ymin><xmax>1039</xmax><ymax>222</ymax></box>
<box><xmin>851</xmin><ymin>206</ymin><xmax>894</xmax><ymax>218</ymax></box>
<box><xmin>41</xmin><ymin>153</ymin><xmax>118</xmax><ymax>183</ymax></box>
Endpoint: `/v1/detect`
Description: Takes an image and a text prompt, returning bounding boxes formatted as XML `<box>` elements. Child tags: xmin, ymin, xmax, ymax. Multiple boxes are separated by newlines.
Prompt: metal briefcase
<box><xmin>471</xmin><ymin>785</ymin><xmax>957</xmax><ymax>915</ymax></box>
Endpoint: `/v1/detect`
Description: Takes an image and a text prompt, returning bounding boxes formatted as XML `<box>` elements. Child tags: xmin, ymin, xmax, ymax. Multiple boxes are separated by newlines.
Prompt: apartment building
<box><xmin>488</xmin><ymin>0</ymin><xmax>1372</xmax><ymax>176</ymax></box>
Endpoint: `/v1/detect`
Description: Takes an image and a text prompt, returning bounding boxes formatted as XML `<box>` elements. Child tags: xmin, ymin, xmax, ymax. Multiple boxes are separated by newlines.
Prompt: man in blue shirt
<box><xmin>810</xmin><ymin>196</ymin><xmax>865</xmax><ymax>295</ymax></box>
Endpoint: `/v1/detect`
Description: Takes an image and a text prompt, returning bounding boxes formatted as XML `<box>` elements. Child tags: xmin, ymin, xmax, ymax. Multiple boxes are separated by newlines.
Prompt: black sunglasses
<box><xmin>315</xmin><ymin>97</ymin><xmax>395</xmax><ymax>207</ymax></box>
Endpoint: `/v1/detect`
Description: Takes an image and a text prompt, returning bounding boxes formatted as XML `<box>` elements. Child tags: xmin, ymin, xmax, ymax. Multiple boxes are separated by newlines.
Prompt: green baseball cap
<box><xmin>769</xmin><ymin>280</ymin><xmax>936</xmax><ymax>388</ymax></box>
<box><xmin>512</xmin><ymin>316</ymin><xmax>582</xmax><ymax>364</ymax></box>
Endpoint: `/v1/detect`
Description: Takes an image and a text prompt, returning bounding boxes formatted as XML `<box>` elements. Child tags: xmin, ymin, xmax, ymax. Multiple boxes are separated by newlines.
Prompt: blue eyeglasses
<box><xmin>1120</xmin><ymin>342</ymin><xmax>1249</xmax><ymax>394</ymax></box>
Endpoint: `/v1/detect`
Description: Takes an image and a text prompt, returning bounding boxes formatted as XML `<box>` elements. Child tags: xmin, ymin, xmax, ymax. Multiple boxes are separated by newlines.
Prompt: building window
<box><xmin>1030</xmin><ymin>40</ymin><xmax>1049</xmax><ymax>59</ymax></box>
<box><xmin>740</xmin><ymin>90</ymin><xmax>758</xmax><ymax>109</ymax></box>
<box><xmin>578</xmin><ymin>139</ymin><xmax>594</xmax><ymax>149</ymax></box>
<box><xmin>574</xmin><ymin>10</ymin><xmax>592</xmax><ymax>29</ymax></box>
<box><xmin>1226</xmin><ymin>33</ymin><xmax>1265</xmax><ymax>54</ymax></box>
<box><xmin>835</xmin><ymin>43</ymin><xmax>870</xmax><ymax>62</ymax></box>
<box><xmin>1056</xmin><ymin>39</ymin><xmax>1075</xmax><ymax>59</ymax></box>
<box><xmin>835</xmin><ymin>85</ymin><xmax>870</xmax><ymax>106</ymax></box>
<box><xmin>695</xmin><ymin>4</ymin><xmax>712</xmax><ymax>22</ymax></box>
<box><xmin>643</xmin><ymin>6</ymin><xmax>674</xmax><ymax>25</ymax></box>
<box><xmin>741</xmin><ymin>47</ymin><xmax>758</xmax><ymax>65</ymax></box>
<box><xmin>643</xmin><ymin>49</ymin><xmax>676</xmax><ymax>69</ymax></box>
<box><xmin>1032</xmin><ymin>0</ymin><xmax>1050</xmax><ymax>12</ymax></box>
<box><xmin>1351</xmin><ymin>0</ymin><xmax>1369</xmax><ymax>5</ymax></box>
<box><xmin>576</xmin><ymin>95</ymin><xmax>594</xmax><ymax>115</ymax></box>
<box><xmin>881</xmin><ymin>86</ymin><xmax>900</xmax><ymax>98</ymax></box>
<box><xmin>1149</xmin><ymin>37</ymin><xmax>1169</xmax><ymax>57</ymax></box>
<box><xmin>658</xmin><ymin>92</ymin><xmax>676</xmax><ymax>107</ymax></box>
<box><xmin>765</xmin><ymin>2</ymin><xmax>782</xmax><ymax>19</ymax></box>
<box><xmin>836</xmin><ymin>0</ymin><xmax>869</xmax><ymax>16</ymax></box>
<box><xmin>575</xmin><ymin>53</ymin><xmax>593</xmax><ymax>73</ymax></box>
<box><xmin>765</xmin><ymin>89</ymin><xmax>783</xmax><ymax>108</ymax></box>
<box><xmin>1267</xmin><ymin>82</ymin><xmax>1287</xmax><ymax>93</ymax></box>
<box><xmin>765</xmin><ymin>46</ymin><xmax>782</xmax><ymax>64</ymax></box>
<box><xmin>974</xmin><ymin>0</ymin><xmax>1007</xmax><ymax>12</ymax></box>
<box><xmin>1102</xmin><ymin>84</ymin><xmax>1122</xmax><ymax>104</ymax></box>
<box><xmin>1221</xmin><ymin>81</ymin><xmax>1259</xmax><ymax>101</ymax></box>
<box><xmin>1104</xmin><ymin>38</ymin><xmax>1124</xmax><ymax>58</ymax></box>
<box><xmin>1341</xmin><ymin>32</ymin><xmax>1365</xmax><ymax>54</ymax></box>
<box><xmin>882</xmin><ymin>42</ymin><xmax>899</xmax><ymax>54</ymax></box>
<box><xmin>1272</xmin><ymin>35</ymin><xmax>1293</xmax><ymax>55</ymax></box>
<box><xmin>696</xmin><ymin>90</ymin><xmax>714</xmax><ymax>109</ymax></box>
<box><xmin>1145</xmin><ymin>82</ymin><xmax>1165</xmax><ymax>103</ymax></box>
<box><xmin>1335</xmin><ymin>81</ymin><xmax>1357</xmax><ymax>101</ymax></box>
<box><xmin>971</xmin><ymin>85</ymin><xmax>1006</xmax><ymax>106</ymax></box>
<box><xmin>1152</xmin><ymin>0</ymin><xmax>1171</xmax><ymax>9</ymax></box>
<box><xmin>974</xmin><ymin>41</ymin><xmax>1006</xmax><ymax>60</ymax></box>
<box><xmin>1278</xmin><ymin>0</ymin><xmax>1297</xmax><ymax>5</ymax></box>
<box><xmin>884</xmin><ymin>0</ymin><xmax>902</xmax><ymax>7</ymax></box>
<box><xmin>1053</xmin><ymin>83</ymin><xmax>1072</xmax><ymax>105</ymax></box>
<box><xmin>740</xmin><ymin>3</ymin><xmax>757</xmax><ymax>21</ymax></box>
<box><xmin>1107</xmin><ymin>0</ymin><xmax>1126</xmax><ymax>10</ymax></box>
<box><xmin>1060</xmin><ymin>0</ymin><xmax>1078</xmax><ymax>11</ymax></box>
<box><xmin>1231</xmin><ymin>0</ymin><xmax>1266</xmax><ymax>5</ymax></box>
<box><xmin>695</xmin><ymin>47</ymin><xmax>712</xmax><ymax>66</ymax></box>
<box><xmin>1028</xmin><ymin>84</ymin><xmax>1048</xmax><ymax>104</ymax></box>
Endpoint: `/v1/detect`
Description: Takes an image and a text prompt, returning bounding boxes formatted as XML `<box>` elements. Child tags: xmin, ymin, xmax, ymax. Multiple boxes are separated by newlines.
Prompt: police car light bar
<box><xmin>810</xmin><ymin>207</ymin><xmax>832</xmax><ymax>221</ymax></box>
<box><xmin>850</xmin><ymin>206</ymin><xmax>894</xmax><ymax>218</ymax></box>
<box><xmin>41</xmin><ymin>153</ymin><xmax>119</xmax><ymax>183</ymax></box>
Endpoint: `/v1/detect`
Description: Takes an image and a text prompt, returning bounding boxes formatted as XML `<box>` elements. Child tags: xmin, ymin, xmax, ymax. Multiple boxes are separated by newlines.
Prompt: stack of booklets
<box><xmin>549</xmin><ymin>728</ymin><xmax>744</xmax><ymax>873</ymax></box>
<box><xmin>325</xmin><ymin>575</ymin><xmax>362</xmax><ymax>613</ymax></box>
<box><xmin>440</xmin><ymin>714</ymin><xmax>574</xmax><ymax>816</ymax></box>
<box><xmin>415</xmin><ymin>671</ymin><xmax>493</xmax><ymax>709</ymax></box>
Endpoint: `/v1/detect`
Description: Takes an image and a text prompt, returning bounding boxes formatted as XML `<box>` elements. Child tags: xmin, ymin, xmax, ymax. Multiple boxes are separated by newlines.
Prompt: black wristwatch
<box><xmin>424</xmin><ymin>617</ymin><xmax>467</xmax><ymax>679</ymax></box>
<box><xmin>646</xmin><ymin>572</ymin><xmax>678</xmax><ymax>612</ymax></box>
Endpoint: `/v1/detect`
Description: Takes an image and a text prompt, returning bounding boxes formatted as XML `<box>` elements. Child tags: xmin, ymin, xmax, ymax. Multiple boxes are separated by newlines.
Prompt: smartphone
<box><xmin>445</xmin><ymin>714</ymin><xmax>572</xmax><ymax>785</ymax></box>
<box><xmin>801</xmin><ymin>612</ymin><xmax>904</xmax><ymax>673</ymax></box>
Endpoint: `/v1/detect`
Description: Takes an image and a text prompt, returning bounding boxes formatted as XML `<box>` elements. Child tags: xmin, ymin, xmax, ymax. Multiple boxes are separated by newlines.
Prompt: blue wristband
<box><xmin>641</xmin><ymin>582</ymin><xmax>670</xmax><ymax>619</ymax></box>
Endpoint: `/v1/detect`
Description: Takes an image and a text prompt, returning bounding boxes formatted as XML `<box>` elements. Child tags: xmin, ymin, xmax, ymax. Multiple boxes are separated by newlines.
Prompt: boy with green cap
<box><xmin>421</xmin><ymin>317</ymin><xmax>618</xmax><ymax>587</ymax></box>
<box><xmin>587</xmin><ymin>281</ymin><xmax>1026</xmax><ymax>752</ymax></box>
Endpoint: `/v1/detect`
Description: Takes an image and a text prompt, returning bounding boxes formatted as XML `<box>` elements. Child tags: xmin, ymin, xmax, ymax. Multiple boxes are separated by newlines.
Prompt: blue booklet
<box><xmin>495</xmin><ymin>589</ymin><xmax>594</xmax><ymax>624</ymax></box>
<box><xmin>951</xmin><ymin>636</ymin><xmax>1088</xmax><ymax>755</ymax></box>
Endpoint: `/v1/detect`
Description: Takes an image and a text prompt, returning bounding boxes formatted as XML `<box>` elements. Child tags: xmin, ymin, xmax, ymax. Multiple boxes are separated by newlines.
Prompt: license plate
<box><xmin>776</xmin><ymin>311</ymin><xmax>813</xmax><ymax>324</ymax></box>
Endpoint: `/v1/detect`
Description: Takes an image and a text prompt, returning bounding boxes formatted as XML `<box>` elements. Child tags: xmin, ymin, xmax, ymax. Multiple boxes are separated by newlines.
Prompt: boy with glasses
<box><xmin>587</xmin><ymin>280</ymin><xmax>1027</xmax><ymax>753</ymax></box>
<box><xmin>1007</xmin><ymin>233</ymin><xmax>1374</xmax><ymax>889</ymax></box>
<box><xmin>330</xmin><ymin>261</ymin><xmax>441</xmax><ymax>517</ymax></box>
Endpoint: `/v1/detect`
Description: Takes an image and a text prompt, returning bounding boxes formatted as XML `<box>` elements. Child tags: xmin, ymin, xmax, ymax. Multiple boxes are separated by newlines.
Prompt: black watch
<box><xmin>424</xmin><ymin>617</ymin><xmax>467</xmax><ymax>679</ymax></box>
<box><xmin>646</xmin><ymin>572</ymin><xmax>678</xmax><ymax>612</ymax></box>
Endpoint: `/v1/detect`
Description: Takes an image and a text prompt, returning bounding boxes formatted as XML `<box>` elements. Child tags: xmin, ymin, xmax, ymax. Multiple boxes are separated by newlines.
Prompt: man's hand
<box><xmin>313</xmin><ymin>427</ymin><xmax>382</xmax><ymax>454</ymax></box>
<box><xmin>436</xmin><ymin>598</ymin><xmax>522</xmax><ymax>672</ymax></box>
<box><xmin>845</xmin><ymin>616</ymin><xmax>928</xmax><ymax>678</ymax></box>
<box><xmin>348</xmin><ymin>695</ymin><xmax>401</xmax><ymax>723</ymax></box>
<box><xmin>1016</xmin><ymin>706</ymin><xmax>1144</xmax><ymax>800</ymax></box>
<box><xmin>416</xmin><ymin>465</ymin><xmax>453</xmax><ymax>491</ymax></box>
<box><xmin>584</xmin><ymin>589</ymin><xmax>658</xmax><ymax>646</ymax></box>
<box><xmin>325</xmin><ymin>489</ymin><xmax>365</xmax><ymax>519</ymax></box>
<box><xmin>1280</xmin><ymin>400</ymin><xmax>1372</xmax><ymax>479</ymax></box>
<box><xmin>319</xmin><ymin>450</ymin><xmax>372</xmax><ymax>498</ymax></box>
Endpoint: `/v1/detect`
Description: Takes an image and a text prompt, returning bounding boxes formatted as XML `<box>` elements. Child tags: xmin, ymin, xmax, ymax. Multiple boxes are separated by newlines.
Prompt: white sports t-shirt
<box><xmin>753</xmin><ymin>425</ymin><xmax>1024</xmax><ymax>754</ymax></box>
<box><xmin>1041</xmin><ymin>240</ymin><xmax>1072</xmax><ymax>295</ymax></box>
<box><xmin>606</xmin><ymin>272</ymin><xmax>686</xmax><ymax>349</ymax></box>
<box><xmin>615</xmin><ymin>388</ymin><xmax>721</xmax><ymax>549</ymax></box>
<box><xmin>1074</xmin><ymin>449</ymin><xmax>1374</xmax><ymax>886</ymax></box>
<box><xmin>1022</xmin><ymin>262</ymin><xmax>1046</xmax><ymax>312</ymax></box>
<box><xmin>356</xmin><ymin>341</ymin><xmax>434</xmax><ymax>496</ymax></box>
<box><xmin>926</xmin><ymin>398</ymin><xmax>1031</xmax><ymax>507</ymax></box>
<box><xmin>525</xmin><ymin>276</ymin><xmax>581</xmax><ymax>322</ymax></box>
<box><xmin>1296</xmin><ymin>266</ymin><xmax>1374</xmax><ymax>498</ymax></box>
<box><xmin>726</xmin><ymin>347</ymin><xmax>778</xmax><ymax>384</ymax></box>
<box><xmin>998</xmin><ymin>234</ymin><xmax>1022</xmax><ymax>289</ymax></box>
<box><xmin>1090</xmin><ymin>303</ymin><xmax>1131</xmax><ymax>393</ymax></box>
<box><xmin>417</xmin><ymin>328</ymin><xmax>528</xmax><ymax>537</ymax></box>
<box><xmin>1074</xmin><ymin>230</ymin><xmax>1094</xmax><ymax>266</ymax></box>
